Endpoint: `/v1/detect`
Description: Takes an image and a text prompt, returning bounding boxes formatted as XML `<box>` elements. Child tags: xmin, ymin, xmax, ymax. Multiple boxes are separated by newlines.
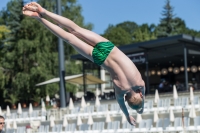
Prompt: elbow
<box><xmin>70</xmin><ymin>30</ymin><xmax>76</xmax><ymax>35</ymax></box>
<box><xmin>71</xmin><ymin>30</ymin><xmax>81</xmax><ymax>37</ymax></box>
<box><xmin>70</xmin><ymin>26</ymin><xmax>82</xmax><ymax>37</ymax></box>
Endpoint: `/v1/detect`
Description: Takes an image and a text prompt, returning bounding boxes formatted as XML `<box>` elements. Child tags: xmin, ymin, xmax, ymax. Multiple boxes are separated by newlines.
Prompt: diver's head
<box><xmin>125</xmin><ymin>87</ymin><xmax>144</xmax><ymax>114</ymax></box>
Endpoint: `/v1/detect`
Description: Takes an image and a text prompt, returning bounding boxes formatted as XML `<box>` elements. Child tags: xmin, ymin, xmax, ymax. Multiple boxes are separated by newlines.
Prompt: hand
<box><xmin>22</xmin><ymin>7</ymin><xmax>41</xmax><ymax>19</ymax></box>
<box><xmin>24</xmin><ymin>2</ymin><xmax>45</xmax><ymax>15</ymax></box>
<box><xmin>127</xmin><ymin>115</ymin><xmax>136</xmax><ymax>126</ymax></box>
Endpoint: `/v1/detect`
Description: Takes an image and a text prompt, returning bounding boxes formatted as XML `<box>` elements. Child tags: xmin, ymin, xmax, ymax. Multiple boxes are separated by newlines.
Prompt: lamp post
<box><xmin>57</xmin><ymin>0</ymin><xmax>66</xmax><ymax>108</ymax></box>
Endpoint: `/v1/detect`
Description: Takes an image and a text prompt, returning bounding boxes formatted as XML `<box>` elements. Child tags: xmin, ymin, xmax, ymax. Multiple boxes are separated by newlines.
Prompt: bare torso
<box><xmin>101</xmin><ymin>46</ymin><xmax>145</xmax><ymax>96</ymax></box>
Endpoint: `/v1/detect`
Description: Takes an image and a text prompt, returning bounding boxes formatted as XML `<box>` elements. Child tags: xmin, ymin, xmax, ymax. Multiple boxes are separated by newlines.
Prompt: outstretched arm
<box><xmin>25</xmin><ymin>3</ymin><xmax>80</xmax><ymax>33</ymax></box>
<box><xmin>24</xmin><ymin>2</ymin><xmax>108</xmax><ymax>46</ymax></box>
<box><xmin>116</xmin><ymin>96</ymin><xmax>136</xmax><ymax>125</ymax></box>
<box><xmin>22</xmin><ymin>9</ymin><xmax>93</xmax><ymax>61</ymax></box>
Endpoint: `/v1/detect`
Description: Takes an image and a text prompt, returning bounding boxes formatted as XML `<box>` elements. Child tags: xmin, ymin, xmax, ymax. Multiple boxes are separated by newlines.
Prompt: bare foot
<box><xmin>24</xmin><ymin>2</ymin><xmax>45</xmax><ymax>15</ymax></box>
<box><xmin>22</xmin><ymin>8</ymin><xmax>41</xmax><ymax>19</ymax></box>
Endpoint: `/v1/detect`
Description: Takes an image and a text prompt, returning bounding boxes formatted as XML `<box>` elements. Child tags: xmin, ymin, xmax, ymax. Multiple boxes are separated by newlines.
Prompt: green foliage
<box><xmin>103</xmin><ymin>25</ymin><xmax>132</xmax><ymax>46</ymax></box>
<box><xmin>105</xmin><ymin>21</ymin><xmax>139</xmax><ymax>45</ymax></box>
<box><xmin>156</xmin><ymin>0</ymin><xmax>180</xmax><ymax>37</ymax></box>
<box><xmin>156</xmin><ymin>0</ymin><xmax>200</xmax><ymax>38</ymax></box>
<box><xmin>31</xmin><ymin>95</ymin><xmax>41</xmax><ymax>103</ymax></box>
<box><xmin>0</xmin><ymin>0</ymin><xmax>91</xmax><ymax>105</ymax></box>
<box><xmin>4</xmin><ymin>89</ymin><xmax>20</xmax><ymax>105</ymax></box>
<box><xmin>133</xmin><ymin>24</ymin><xmax>156</xmax><ymax>43</ymax></box>
<box><xmin>0</xmin><ymin>69</ymin><xmax>5</xmax><ymax>89</ymax></box>
<box><xmin>103</xmin><ymin>22</ymin><xmax>157</xmax><ymax>45</ymax></box>
<box><xmin>116</xmin><ymin>21</ymin><xmax>138</xmax><ymax>35</ymax></box>
<box><xmin>0</xmin><ymin>25</ymin><xmax>10</xmax><ymax>41</ymax></box>
<box><xmin>4</xmin><ymin>94</ymin><xmax>19</xmax><ymax>105</ymax></box>
<box><xmin>182</xmin><ymin>29</ymin><xmax>200</xmax><ymax>38</ymax></box>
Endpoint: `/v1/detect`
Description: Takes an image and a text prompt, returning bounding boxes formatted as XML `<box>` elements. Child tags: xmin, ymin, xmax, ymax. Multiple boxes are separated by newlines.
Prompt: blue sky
<box><xmin>0</xmin><ymin>0</ymin><xmax>199</xmax><ymax>34</ymax></box>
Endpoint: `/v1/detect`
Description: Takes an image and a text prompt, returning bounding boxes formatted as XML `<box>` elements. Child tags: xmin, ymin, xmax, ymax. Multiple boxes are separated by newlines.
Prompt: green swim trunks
<box><xmin>92</xmin><ymin>41</ymin><xmax>115</xmax><ymax>66</ymax></box>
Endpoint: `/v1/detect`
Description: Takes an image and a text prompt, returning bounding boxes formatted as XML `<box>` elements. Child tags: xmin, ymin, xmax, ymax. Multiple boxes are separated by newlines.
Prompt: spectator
<box><xmin>158</xmin><ymin>79</ymin><xmax>165</xmax><ymax>92</ymax></box>
<box><xmin>0</xmin><ymin>115</ymin><xmax>5</xmax><ymax>133</ymax></box>
<box><xmin>176</xmin><ymin>81</ymin><xmax>184</xmax><ymax>91</ymax></box>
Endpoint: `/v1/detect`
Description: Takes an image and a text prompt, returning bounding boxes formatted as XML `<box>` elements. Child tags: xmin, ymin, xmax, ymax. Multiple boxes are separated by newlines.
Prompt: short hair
<box><xmin>0</xmin><ymin>116</ymin><xmax>4</xmax><ymax>120</ymax></box>
<box><xmin>127</xmin><ymin>94</ymin><xmax>142</xmax><ymax>105</ymax></box>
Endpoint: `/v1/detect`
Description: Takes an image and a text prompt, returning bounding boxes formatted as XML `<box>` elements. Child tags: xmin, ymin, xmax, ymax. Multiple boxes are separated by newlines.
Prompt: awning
<box><xmin>67</xmin><ymin>74</ymin><xmax>106</xmax><ymax>85</ymax></box>
<box><xmin>35</xmin><ymin>74</ymin><xmax>107</xmax><ymax>86</ymax></box>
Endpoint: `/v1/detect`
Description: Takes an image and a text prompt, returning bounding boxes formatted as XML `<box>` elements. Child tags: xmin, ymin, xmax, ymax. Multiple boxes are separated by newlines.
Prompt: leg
<box><xmin>24</xmin><ymin>2</ymin><xmax>108</xmax><ymax>46</ymax></box>
<box><xmin>22</xmin><ymin>9</ymin><xmax>94</xmax><ymax>62</ymax></box>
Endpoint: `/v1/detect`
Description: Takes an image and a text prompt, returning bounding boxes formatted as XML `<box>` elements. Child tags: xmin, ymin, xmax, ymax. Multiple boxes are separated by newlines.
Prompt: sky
<box><xmin>0</xmin><ymin>0</ymin><xmax>199</xmax><ymax>34</ymax></box>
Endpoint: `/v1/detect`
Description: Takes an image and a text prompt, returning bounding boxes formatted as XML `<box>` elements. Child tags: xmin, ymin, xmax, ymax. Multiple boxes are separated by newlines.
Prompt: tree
<box><xmin>116</xmin><ymin>21</ymin><xmax>138</xmax><ymax>35</ymax></box>
<box><xmin>0</xmin><ymin>25</ymin><xmax>10</xmax><ymax>42</ymax></box>
<box><xmin>132</xmin><ymin>24</ymin><xmax>156</xmax><ymax>43</ymax></box>
<box><xmin>102</xmin><ymin>21</ymin><xmax>139</xmax><ymax>46</ymax></box>
<box><xmin>0</xmin><ymin>25</ymin><xmax>10</xmax><ymax>88</ymax></box>
<box><xmin>156</xmin><ymin>0</ymin><xmax>200</xmax><ymax>38</ymax></box>
<box><xmin>0</xmin><ymin>0</ymin><xmax>92</xmax><ymax>106</ymax></box>
<box><xmin>173</xmin><ymin>17</ymin><xmax>200</xmax><ymax>37</ymax></box>
<box><xmin>103</xmin><ymin>21</ymin><xmax>157</xmax><ymax>45</ymax></box>
<box><xmin>103</xmin><ymin>25</ymin><xmax>132</xmax><ymax>46</ymax></box>
<box><xmin>156</xmin><ymin>0</ymin><xmax>178</xmax><ymax>37</ymax></box>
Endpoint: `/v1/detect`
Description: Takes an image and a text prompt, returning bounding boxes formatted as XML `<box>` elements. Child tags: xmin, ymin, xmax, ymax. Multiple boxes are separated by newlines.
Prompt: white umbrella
<box><xmin>96</xmin><ymin>88</ymin><xmax>100</xmax><ymax>96</ymax></box>
<box><xmin>50</xmin><ymin>115</ymin><xmax>55</xmax><ymax>127</ymax></box>
<box><xmin>190</xmin><ymin>87</ymin><xmax>194</xmax><ymax>103</ymax></box>
<box><xmin>0</xmin><ymin>107</ymin><xmax>2</xmax><ymax>116</ymax></box>
<box><xmin>136</xmin><ymin>113</ymin><xmax>142</xmax><ymax>123</ymax></box>
<box><xmin>173</xmin><ymin>85</ymin><xmax>178</xmax><ymax>99</ymax></box>
<box><xmin>87</xmin><ymin>113</ymin><xmax>94</xmax><ymax>125</ymax></box>
<box><xmin>121</xmin><ymin>113</ymin><xmax>126</xmax><ymax>123</ymax></box>
<box><xmin>17</xmin><ymin>103</ymin><xmax>22</xmax><ymax>115</ymax></box>
<box><xmin>41</xmin><ymin>101</ymin><xmax>46</xmax><ymax>112</ymax></box>
<box><xmin>36</xmin><ymin>74</ymin><xmax>83</xmax><ymax>86</ymax></box>
<box><xmin>189</xmin><ymin>104</ymin><xmax>196</xmax><ymax>118</ymax></box>
<box><xmin>6</xmin><ymin>121</ymin><xmax>11</xmax><ymax>129</ymax></box>
<box><xmin>154</xmin><ymin>89</ymin><xmax>160</xmax><ymax>104</ymax></box>
<box><xmin>13</xmin><ymin>121</ymin><xmax>17</xmax><ymax>129</ymax></box>
<box><xmin>95</xmin><ymin>95</ymin><xmax>100</xmax><ymax>107</ymax></box>
<box><xmin>69</xmin><ymin>98</ymin><xmax>74</xmax><ymax>110</ymax></box>
<box><xmin>169</xmin><ymin>107</ymin><xmax>175</xmax><ymax>122</ymax></box>
<box><xmin>46</xmin><ymin>95</ymin><xmax>50</xmax><ymax>102</ymax></box>
<box><xmin>63</xmin><ymin>116</ymin><xmax>68</xmax><ymax>127</ymax></box>
<box><xmin>81</xmin><ymin>97</ymin><xmax>86</xmax><ymax>108</ymax></box>
<box><xmin>29</xmin><ymin>103</ymin><xmax>33</xmax><ymax>115</ymax></box>
<box><xmin>77</xmin><ymin>114</ymin><xmax>82</xmax><ymax>126</ymax></box>
<box><xmin>6</xmin><ymin>105</ymin><xmax>11</xmax><ymax>117</ymax></box>
<box><xmin>154</xmin><ymin>110</ymin><xmax>159</xmax><ymax>123</ymax></box>
<box><xmin>105</xmin><ymin>111</ymin><xmax>111</xmax><ymax>123</ymax></box>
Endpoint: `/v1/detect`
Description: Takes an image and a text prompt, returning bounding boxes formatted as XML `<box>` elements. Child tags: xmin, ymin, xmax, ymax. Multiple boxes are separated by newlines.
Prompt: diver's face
<box><xmin>125</xmin><ymin>91</ymin><xmax>143</xmax><ymax>110</ymax></box>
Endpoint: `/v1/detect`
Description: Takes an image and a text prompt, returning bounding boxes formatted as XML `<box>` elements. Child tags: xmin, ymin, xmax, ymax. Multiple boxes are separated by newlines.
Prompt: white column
<box><xmin>100</xmin><ymin>67</ymin><xmax>106</xmax><ymax>95</ymax></box>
